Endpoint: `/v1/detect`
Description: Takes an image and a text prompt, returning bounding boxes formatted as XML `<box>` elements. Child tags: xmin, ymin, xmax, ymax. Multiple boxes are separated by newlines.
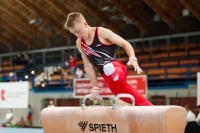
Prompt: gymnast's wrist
<box><xmin>129</xmin><ymin>56</ymin><xmax>137</xmax><ymax>61</ymax></box>
<box><xmin>92</xmin><ymin>87</ymin><xmax>100</xmax><ymax>92</ymax></box>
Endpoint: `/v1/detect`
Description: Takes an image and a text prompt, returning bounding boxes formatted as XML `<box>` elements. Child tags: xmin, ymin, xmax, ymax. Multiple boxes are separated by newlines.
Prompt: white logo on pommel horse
<box><xmin>78</xmin><ymin>121</ymin><xmax>117</xmax><ymax>132</ymax></box>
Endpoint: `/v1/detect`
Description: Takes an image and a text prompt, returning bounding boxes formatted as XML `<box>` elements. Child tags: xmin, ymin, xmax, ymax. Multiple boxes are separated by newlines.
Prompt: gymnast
<box><xmin>64</xmin><ymin>12</ymin><xmax>152</xmax><ymax>106</ymax></box>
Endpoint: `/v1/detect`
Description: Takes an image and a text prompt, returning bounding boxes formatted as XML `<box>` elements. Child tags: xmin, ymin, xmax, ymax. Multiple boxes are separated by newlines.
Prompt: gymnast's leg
<box><xmin>103</xmin><ymin>60</ymin><xmax>153</xmax><ymax>106</ymax></box>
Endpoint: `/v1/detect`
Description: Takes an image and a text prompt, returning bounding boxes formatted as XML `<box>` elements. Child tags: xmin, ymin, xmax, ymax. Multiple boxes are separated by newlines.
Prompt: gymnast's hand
<box><xmin>89</xmin><ymin>87</ymin><xmax>100</xmax><ymax>100</ymax></box>
<box><xmin>127</xmin><ymin>56</ymin><xmax>143</xmax><ymax>74</ymax></box>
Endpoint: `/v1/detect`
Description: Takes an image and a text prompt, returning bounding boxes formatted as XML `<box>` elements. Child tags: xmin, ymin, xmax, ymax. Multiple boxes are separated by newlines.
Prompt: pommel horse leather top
<box><xmin>40</xmin><ymin>94</ymin><xmax>187</xmax><ymax>133</ymax></box>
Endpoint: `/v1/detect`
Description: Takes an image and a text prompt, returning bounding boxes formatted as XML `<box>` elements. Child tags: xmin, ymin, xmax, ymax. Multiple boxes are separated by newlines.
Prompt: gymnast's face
<box><xmin>69</xmin><ymin>22</ymin><xmax>89</xmax><ymax>39</ymax></box>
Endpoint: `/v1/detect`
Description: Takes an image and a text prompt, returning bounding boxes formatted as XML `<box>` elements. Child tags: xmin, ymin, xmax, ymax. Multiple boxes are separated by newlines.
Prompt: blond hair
<box><xmin>63</xmin><ymin>12</ymin><xmax>85</xmax><ymax>30</ymax></box>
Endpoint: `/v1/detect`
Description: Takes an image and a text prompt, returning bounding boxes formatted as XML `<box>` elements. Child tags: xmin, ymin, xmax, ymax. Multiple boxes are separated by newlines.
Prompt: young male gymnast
<box><xmin>64</xmin><ymin>12</ymin><xmax>152</xmax><ymax>106</ymax></box>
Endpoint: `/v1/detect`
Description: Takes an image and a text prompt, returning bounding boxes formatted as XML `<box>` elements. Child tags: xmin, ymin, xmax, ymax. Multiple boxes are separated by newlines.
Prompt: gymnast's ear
<box><xmin>84</xmin><ymin>22</ymin><xmax>88</xmax><ymax>27</ymax></box>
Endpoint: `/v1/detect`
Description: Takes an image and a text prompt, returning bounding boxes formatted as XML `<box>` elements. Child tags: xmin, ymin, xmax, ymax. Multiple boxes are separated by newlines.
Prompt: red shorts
<box><xmin>27</xmin><ymin>115</ymin><xmax>32</xmax><ymax>120</ymax></box>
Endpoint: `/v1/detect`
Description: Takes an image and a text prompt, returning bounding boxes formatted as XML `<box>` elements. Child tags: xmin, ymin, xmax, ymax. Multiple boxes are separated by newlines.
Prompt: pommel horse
<box><xmin>41</xmin><ymin>94</ymin><xmax>187</xmax><ymax>133</ymax></box>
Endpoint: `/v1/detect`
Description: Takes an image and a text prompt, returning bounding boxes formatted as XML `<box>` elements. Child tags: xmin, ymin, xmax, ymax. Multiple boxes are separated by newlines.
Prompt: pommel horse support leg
<box><xmin>40</xmin><ymin>94</ymin><xmax>187</xmax><ymax>133</ymax></box>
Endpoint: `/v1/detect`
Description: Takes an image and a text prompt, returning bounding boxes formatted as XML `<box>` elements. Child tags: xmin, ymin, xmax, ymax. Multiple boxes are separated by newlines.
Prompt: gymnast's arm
<box><xmin>76</xmin><ymin>39</ymin><xmax>98</xmax><ymax>87</ymax></box>
<box><xmin>195</xmin><ymin>113</ymin><xmax>200</xmax><ymax>123</ymax></box>
<box><xmin>98</xmin><ymin>27</ymin><xmax>135</xmax><ymax>57</ymax></box>
<box><xmin>98</xmin><ymin>27</ymin><xmax>142</xmax><ymax>74</ymax></box>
